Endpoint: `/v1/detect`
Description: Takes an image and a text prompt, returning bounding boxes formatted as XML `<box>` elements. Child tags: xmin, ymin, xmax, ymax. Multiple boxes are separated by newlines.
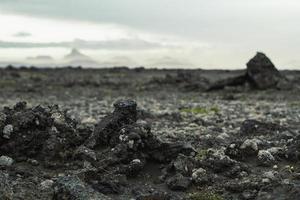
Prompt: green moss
<box><xmin>210</xmin><ymin>106</ymin><xmax>220</xmax><ymax>113</ymax></box>
<box><xmin>289</xmin><ymin>101</ymin><xmax>300</xmax><ymax>108</ymax></box>
<box><xmin>0</xmin><ymin>80</ymin><xmax>16</xmax><ymax>87</ymax></box>
<box><xmin>180</xmin><ymin>106</ymin><xmax>220</xmax><ymax>115</ymax></box>
<box><xmin>195</xmin><ymin>149</ymin><xmax>208</xmax><ymax>161</ymax></box>
<box><xmin>188</xmin><ymin>191</ymin><xmax>224</xmax><ymax>200</ymax></box>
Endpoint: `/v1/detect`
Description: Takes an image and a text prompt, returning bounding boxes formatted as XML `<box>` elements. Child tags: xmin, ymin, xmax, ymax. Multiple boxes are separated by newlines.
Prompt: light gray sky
<box><xmin>0</xmin><ymin>0</ymin><xmax>299</xmax><ymax>68</ymax></box>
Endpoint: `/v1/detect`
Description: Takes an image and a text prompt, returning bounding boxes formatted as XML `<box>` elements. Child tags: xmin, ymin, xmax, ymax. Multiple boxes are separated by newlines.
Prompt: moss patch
<box><xmin>188</xmin><ymin>191</ymin><xmax>223</xmax><ymax>200</ymax></box>
<box><xmin>195</xmin><ymin>149</ymin><xmax>208</xmax><ymax>161</ymax></box>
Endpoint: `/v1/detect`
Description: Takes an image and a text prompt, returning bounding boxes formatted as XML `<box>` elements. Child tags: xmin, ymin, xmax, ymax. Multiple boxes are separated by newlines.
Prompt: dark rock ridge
<box><xmin>209</xmin><ymin>52</ymin><xmax>292</xmax><ymax>90</ymax></box>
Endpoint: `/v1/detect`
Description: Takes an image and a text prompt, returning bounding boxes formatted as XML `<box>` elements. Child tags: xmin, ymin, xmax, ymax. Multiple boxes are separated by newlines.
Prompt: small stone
<box><xmin>3</xmin><ymin>124</ymin><xmax>13</xmax><ymax>139</ymax></box>
<box><xmin>40</xmin><ymin>179</ymin><xmax>54</xmax><ymax>190</ymax></box>
<box><xmin>0</xmin><ymin>156</ymin><xmax>14</xmax><ymax>167</ymax></box>
<box><xmin>51</xmin><ymin>112</ymin><xmax>65</xmax><ymax>125</ymax></box>
<box><xmin>263</xmin><ymin>171</ymin><xmax>277</xmax><ymax>181</ymax></box>
<box><xmin>239</xmin><ymin>139</ymin><xmax>260</xmax><ymax>157</ymax></box>
<box><xmin>74</xmin><ymin>145</ymin><xmax>97</xmax><ymax>161</ymax></box>
<box><xmin>81</xmin><ymin>117</ymin><xmax>97</xmax><ymax>124</ymax></box>
<box><xmin>166</xmin><ymin>173</ymin><xmax>191</xmax><ymax>191</ymax></box>
<box><xmin>192</xmin><ymin>168</ymin><xmax>210</xmax><ymax>185</ymax></box>
<box><xmin>258</xmin><ymin>150</ymin><xmax>275</xmax><ymax>167</ymax></box>
<box><xmin>27</xmin><ymin>159</ymin><xmax>39</xmax><ymax>166</ymax></box>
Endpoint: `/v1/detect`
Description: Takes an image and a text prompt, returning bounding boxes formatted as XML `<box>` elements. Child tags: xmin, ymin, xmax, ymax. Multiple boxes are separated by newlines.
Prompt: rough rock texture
<box><xmin>53</xmin><ymin>176</ymin><xmax>111</xmax><ymax>200</ymax></box>
<box><xmin>246</xmin><ymin>52</ymin><xmax>282</xmax><ymax>89</ymax></box>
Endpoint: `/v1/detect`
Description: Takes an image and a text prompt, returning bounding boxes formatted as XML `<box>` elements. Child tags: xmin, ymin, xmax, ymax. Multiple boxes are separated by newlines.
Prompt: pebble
<box><xmin>3</xmin><ymin>124</ymin><xmax>13</xmax><ymax>139</ymax></box>
<box><xmin>0</xmin><ymin>155</ymin><xmax>14</xmax><ymax>166</ymax></box>
<box><xmin>258</xmin><ymin>150</ymin><xmax>275</xmax><ymax>166</ymax></box>
<box><xmin>40</xmin><ymin>179</ymin><xmax>54</xmax><ymax>190</ymax></box>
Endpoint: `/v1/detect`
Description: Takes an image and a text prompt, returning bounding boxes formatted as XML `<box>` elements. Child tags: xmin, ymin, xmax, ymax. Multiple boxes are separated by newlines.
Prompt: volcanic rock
<box><xmin>208</xmin><ymin>52</ymin><xmax>292</xmax><ymax>90</ymax></box>
<box><xmin>53</xmin><ymin>175</ymin><xmax>111</xmax><ymax>200</ymax></box>
<box><xmin>166</xmin><ymin>173</ymin><xmax>191</xmax><ymax>191</ymax></box>
<box><xmin>246</xmin><ymin>52</ymin><xmax>282</xmax><ymax>89</ymax></box>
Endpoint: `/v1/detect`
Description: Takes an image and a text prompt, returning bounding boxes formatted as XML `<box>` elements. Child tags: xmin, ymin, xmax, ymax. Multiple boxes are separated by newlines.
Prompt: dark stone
<box><xmin>166</xmin><ymin>173</ymin><xmax>191</xmax><ymax>191</ymax></box>
<box><xmin>53</xmin><ymin>176</ymin><xmax>111</xmax><ymax>200</ymax></box>
<box><xmin>90</xmin><ymin>174</ymin><xmax>127</xmax><ymax>195</ymax></box>
<box><xmin>170</xmin><ymin>154</ymin><xmax>196</xmax><ymax>176</ymax></box>
<box><xmin>0</xmin><ymin>102</ymin><xmax>91</xmax><ymax>167</ymax></box>
<box><xmin>208</xmin><ymin>52</ymin><xmax>292</xmax><ymax>91</ymax></box>
<box><xmin>86</xmin><ymin>99</ymin><xmax>138</xmax><ymax>148</ymax></box>
<box><xmin>256</xmin><ymin>184</ymin><xmax>300</xmax><ymax>200</ymax></box>
<box><xmin>246</xmin><ymin>52</ymin><xmax>285</xmax><ymax>90</ymax></box>
<box><xmin>208</xmin><ymin>74</ymin><xmax>247</xmax><ymax>91</ymax></box>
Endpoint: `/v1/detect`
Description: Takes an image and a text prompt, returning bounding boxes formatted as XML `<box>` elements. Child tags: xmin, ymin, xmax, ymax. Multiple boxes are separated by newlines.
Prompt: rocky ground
<box><xmin>0</xmin><ymin>54</ymin><xmax>300</xmax><ymax>200</ymax></box>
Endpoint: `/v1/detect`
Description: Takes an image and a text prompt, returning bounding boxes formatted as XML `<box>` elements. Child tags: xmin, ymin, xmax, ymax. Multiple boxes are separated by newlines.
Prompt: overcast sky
<box><xmin>0</xmin><ymin>0</ymin><xmax>299</xmax><ymax>68</ymax></box>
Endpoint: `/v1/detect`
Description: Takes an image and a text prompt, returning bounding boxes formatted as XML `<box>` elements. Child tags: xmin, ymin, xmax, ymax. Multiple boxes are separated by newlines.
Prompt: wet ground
<box><xmin>0</xmin><ymin>66</ymin><xmax>300</xmax><ymax>200</ymax></box>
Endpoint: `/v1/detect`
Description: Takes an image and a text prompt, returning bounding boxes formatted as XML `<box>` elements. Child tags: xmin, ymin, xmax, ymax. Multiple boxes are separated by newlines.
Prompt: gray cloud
<box><xmin>27</xmin><ymin>55</ymin><xmax>53</xmax><ymax>61</ymax></box>
<box><xmin>13</xmin><ymin>31</ymin><xmax>32</xmax><ymax>37</ymax></box>
<box><xmin>0</xmin><ymin>38</ymin><xmax>173</xmax><ymax>50</ymax></box>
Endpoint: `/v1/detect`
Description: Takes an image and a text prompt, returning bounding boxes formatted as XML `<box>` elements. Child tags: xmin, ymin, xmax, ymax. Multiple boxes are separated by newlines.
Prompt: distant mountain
<box><xmin>27</xmin><ymin>55</ymin><xmax>54</xmax><ymax>61</ymax></box>
<box><xmin>63</xmin><ymin>48</ymin><xmax>99</xmax><ymax>67</ymax></box>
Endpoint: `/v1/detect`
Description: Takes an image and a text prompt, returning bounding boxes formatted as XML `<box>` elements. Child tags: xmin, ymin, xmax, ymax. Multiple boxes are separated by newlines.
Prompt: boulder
<box><xmin>246</xmin><ymin>52</ymin><xmax>289</xmax><ymax>90</ymax></box>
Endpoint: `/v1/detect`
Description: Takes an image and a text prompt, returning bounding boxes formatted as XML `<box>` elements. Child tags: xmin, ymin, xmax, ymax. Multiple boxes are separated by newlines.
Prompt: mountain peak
<box><xmin>64</xmin><ymin>48</ymin><xmax>88</xmax><ymax>59</ymax></box>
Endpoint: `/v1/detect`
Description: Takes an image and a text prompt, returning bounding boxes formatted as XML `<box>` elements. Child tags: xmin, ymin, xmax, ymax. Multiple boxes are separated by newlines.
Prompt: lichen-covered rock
<box><xmin>2</xmin><ymin>124</ymin><xmax>13</xmax><ymax>139</ymax></box>
<box><xmin>0</xmin><ymin>102</ymin><xmax>90</xmax><ymax>166</ymax></box>
<box><xmin>257</xmin><ymin>150</ymin><xmax>276</xmax><ymax>167</ymax></box>
<box><xmin>53</xmin><ymin>176</ymin><xmax>111</xmax><ymax>200</ymax></box>
<box><xmin>0</xmin><ymin>155</ymin><xmax>14</xmax><ymax>167</ymax></box>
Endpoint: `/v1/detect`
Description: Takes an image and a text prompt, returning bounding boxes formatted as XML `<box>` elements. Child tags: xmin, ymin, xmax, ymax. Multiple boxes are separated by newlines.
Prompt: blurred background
<box><xmin>0</xmin><ymin>0</ymin><xmax>299</xmax><ymax>69</ymax></box>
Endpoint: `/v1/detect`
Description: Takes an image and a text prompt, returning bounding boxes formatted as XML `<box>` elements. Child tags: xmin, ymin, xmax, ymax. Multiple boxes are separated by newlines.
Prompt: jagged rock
<box><xmin>192</xmin><ymin>168</ymin><xmax>211</xmax><ymax>185</ymax></box>
<box><xmin>246</xmin><ymin>52</ymin><xmax>283</xmax><ymax>89</ymax></box>
<box><xmin>208</xmin><ymin>52</ymin><xmax>292</xmax><ymax>91</ymax></box>
<box><xmin>53</xmin><ymin>176</ymin><xmax>111</xmax><ymax>200</ymax></box>
<box><xmin>166</xmin><ymin>173</ymin><xmax>191</xmax><ymax>191</ymax></box>
<box><xmin>198</xmin><ymin>148</ymin><xmax>238</xmax><ymax>173</ymax></box>
<box><xmin>171</xmin><ymin>154</ymin><xmax>196</xmax><ymax>176</ymax></box>
<box><xmin>0</xmin><ymin>102</ymin><xmax>90</xmax><ymax>165</ymax></box>
<box><xmin>257</xmin><ymin>150</ymin><xmax>276</xmax><ymax>167</ymax></box>
<box><xmin>86</xmin><ymin>99</ymin><xmax>137</xmax><ymax>148</ymax></box>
